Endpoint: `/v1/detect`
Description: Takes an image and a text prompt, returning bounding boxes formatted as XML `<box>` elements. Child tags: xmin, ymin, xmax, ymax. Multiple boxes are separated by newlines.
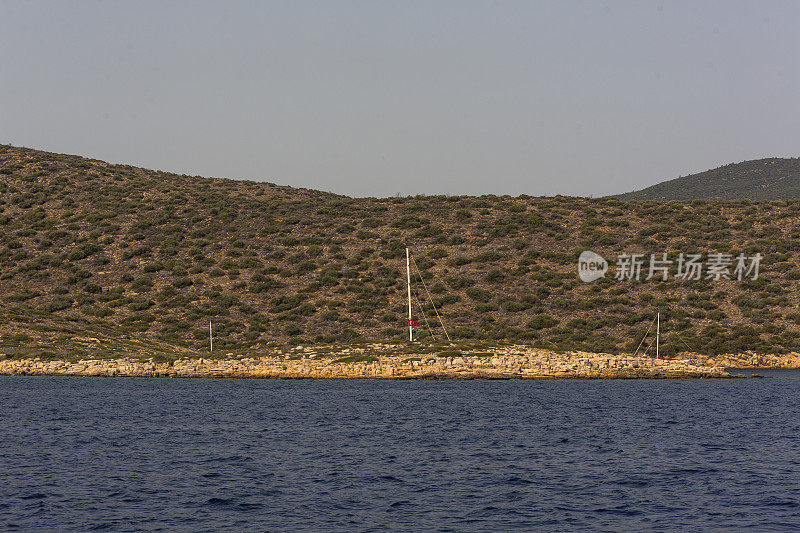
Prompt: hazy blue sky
<box><xmin>2</xmin><ymin>1</ymin><xmax>799</xmax><ymax>197</ymax></box>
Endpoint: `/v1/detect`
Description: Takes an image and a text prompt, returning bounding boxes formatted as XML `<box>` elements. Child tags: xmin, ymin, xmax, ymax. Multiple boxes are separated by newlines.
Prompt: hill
<box><xmin>613</xmin><ymin>158</ymin><xmax>800</xmax><ymax>201</ymax></box>
<box><xmin>2</xmin><ymin>145</ymin><xmax>800</xmax><ymax>359</ymax></box>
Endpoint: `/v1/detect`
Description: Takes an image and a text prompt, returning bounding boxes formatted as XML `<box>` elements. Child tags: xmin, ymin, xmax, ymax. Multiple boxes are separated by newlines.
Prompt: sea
<box><xmin>1</xmin><ymin>370</ymin><xmax>799</xmax><ymax>531</ymax></box>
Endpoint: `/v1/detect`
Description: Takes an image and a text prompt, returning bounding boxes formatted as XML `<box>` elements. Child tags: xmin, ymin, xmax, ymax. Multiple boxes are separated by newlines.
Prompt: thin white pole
<box><xmin>656</xmin><ymin>312</ymin><xmax>660</xmax><ymax>358</ymax></box>
<box><xmin>209</xmin><ymin>320</ymin><xmax>213</xmax><ymax>352</ymax></box>
<box><xmin>406</xmin><ymin>248</ymin><xmax>413</xmax><ymax>342</ymax></box>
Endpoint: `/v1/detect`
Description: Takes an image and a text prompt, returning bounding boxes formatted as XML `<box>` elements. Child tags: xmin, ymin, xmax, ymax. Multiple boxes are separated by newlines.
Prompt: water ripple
<box><xmin>0</xmin><ymin>370</ymin><xmax>799</xmax><ymax>530</ymax></box>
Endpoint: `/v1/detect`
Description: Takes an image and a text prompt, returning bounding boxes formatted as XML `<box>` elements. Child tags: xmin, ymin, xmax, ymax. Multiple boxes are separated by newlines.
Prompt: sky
<box><xmin>2</xmin><ymin>1</ymin><xmax>799</xmax><ymax>198</ymax></box>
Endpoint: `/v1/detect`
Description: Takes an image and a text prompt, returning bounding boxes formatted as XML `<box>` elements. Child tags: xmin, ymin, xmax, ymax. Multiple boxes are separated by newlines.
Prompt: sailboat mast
<box><xmin>656</xmin><ymin>312</ymin><xmax>660</xmax><ymax>358</ymax></box>
<box><xmin>406</xmin><ymin>248</ymin><xmax>413</xmax><ymax>341</ymax></box>
<box><xmin>209</xmin><ymin>320</ymin><xmax>214</xmax><ymax>352</ymax></box>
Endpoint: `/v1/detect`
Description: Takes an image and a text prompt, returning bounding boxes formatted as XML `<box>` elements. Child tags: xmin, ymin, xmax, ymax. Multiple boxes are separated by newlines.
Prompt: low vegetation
<box><xmin>614</xmin><ymin>158</ymin><xmax>800</xmax><ymax>201</ymax></box>
<box><xmin>2</xmin><ymin>145</ymin><xmax>800</xmax><ymax>359</ymax></box>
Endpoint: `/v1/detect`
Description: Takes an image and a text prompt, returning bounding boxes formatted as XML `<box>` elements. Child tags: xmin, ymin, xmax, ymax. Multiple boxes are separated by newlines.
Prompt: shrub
<box><xmin>7</xmin><ymin>289</ymin><xmax>40</xmax><ymax>302</ymax></box>
<box><xmin>474</xmin><ymin>251</ymin><xmax>502</xmax><ymax>263</ymax></box>
<box><xmin>448</xmin><ymin>256</ymin><xmax>471</xmax><ymax>267</ymax></box>
<box><xmin>131</xmin><ymin>277</ymin><xmax>154</xmax><ymax>292</ymax></box>
<box><xmin>69</xmin><ymin>243</ymin><xmax>101</xmax><ymax>261</ymax></box>
<box><xmin>173</xmin><ymin>277</ymin><xmax>193</xmax><ymax>288</ymax></box>
<box><xmin>143</xmin><ymin>261</ymin><xmax>164</xmax><ymax>273</ymax></box>
<box><xmin>285</xmin><ymin>324</ymin><xmax>302</xmax><ymax>336</ymax></box>
<box><xmin>527</xmin><ymin>315</ymin><xmax>558</xmax><ymax>330</ymax></box>
<box><xmin>466</xmin><ymin>287</ymin><xmax>493</xmax><ymax>302</ymax></box>
<box><xmin>47</xmin><ymin>296</ymin><xmax>74</xmax><ymax>312</ymax></box>
<box><xmin>128</xmin><ymin>298</ymin><xmax>154</xmax><ymax>311</ymax></box>
<box><xmin>485</xmin><ymin>269</ymin><xmax>505</xmax><ymax>283</ymax></box>
<box><xmin>451</xmin><ymin>327</ymin><xmax>476</xmax><ymax>339</ymax></box>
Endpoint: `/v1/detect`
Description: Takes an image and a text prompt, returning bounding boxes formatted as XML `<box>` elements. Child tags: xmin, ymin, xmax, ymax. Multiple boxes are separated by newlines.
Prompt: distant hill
<box><xmin>613</xmin><ymin>158</ymin><xmax>800</xmax><ymax>201</ymax></box>
<box><xmin>3</xmin><ymin>145</ymin><xmax>800</xmax><ymax>359</ymax></box>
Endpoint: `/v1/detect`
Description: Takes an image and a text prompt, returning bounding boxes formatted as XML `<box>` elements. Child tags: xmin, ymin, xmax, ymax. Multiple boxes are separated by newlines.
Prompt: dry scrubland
<box><xmin>614</xmin><ymin>157</ymin><xmax>800</xmax><ymax>201</ymax></box>
<box><xmin>2</xmin><ymin>145</ymin><xmax>800</xmax><ymax>366</ymax></box>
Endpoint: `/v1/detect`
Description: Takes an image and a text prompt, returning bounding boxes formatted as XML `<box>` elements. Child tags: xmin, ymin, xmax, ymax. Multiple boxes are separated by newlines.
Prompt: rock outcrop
<box><xmin>705</xmin><ymin>352</ymin><xmax>800</xmax><ymax>369</ymax></box>
<box><xmin>0</xmin><ymin>345</ymin><xmax>730</xmax><ymax>379</ymax></box>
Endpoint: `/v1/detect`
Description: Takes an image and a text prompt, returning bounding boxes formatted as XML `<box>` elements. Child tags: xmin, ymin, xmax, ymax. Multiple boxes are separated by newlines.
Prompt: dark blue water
<box><xmin>1</xmin><ymin>371</ymin><xmax>799</xmax><ymax>531</ymax></box>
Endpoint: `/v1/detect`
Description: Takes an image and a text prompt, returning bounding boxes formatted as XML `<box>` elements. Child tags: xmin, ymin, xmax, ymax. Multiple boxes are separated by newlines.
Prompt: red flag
<box><xmin>408</xmin><ymin>319</ymin><xmax>418</xmax><ymax>327</ymax></box>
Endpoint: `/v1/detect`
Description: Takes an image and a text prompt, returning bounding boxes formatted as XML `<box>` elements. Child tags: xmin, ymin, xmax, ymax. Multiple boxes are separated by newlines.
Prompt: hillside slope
<box><xmin>2</xmin><ymin>145</ymin><xmax>800</xmax><ymax>359</ymax></box>
<box><xmin>614</xmin><ymin>158</ymin><xmax>800</xmax><ymax>201</ymax></box>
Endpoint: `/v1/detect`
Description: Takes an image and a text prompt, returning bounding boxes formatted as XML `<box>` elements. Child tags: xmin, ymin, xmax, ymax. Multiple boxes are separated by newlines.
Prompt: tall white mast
<box><xmin>209</xmin><ymin>320</ymin><xmax>214</xmax><ymax>352</ymax></box>
<box><xmin>406</xmin><ymin>247</ymin><xmax>413</xmax><ymax>341</ymax></box>
<box><xmin>656</xmin><ymin>312</ymin><xmax>660</xmax><ymax>358</ymax></box>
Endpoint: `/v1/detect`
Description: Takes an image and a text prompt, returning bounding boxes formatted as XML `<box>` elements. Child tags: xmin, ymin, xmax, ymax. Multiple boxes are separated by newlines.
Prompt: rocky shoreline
<box><xmin>0</xmin><ymin>346</ymin><xmax>733</xmax><ymax>379</ymax></box>
<box><xmin>705</xmin><ymin>353</ymin><xmax>800</xmax><ymax>369</ymax></box>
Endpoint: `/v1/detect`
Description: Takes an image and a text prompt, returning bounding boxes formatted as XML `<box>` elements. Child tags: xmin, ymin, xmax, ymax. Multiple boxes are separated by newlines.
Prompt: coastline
<box><xmin>705</xmin><ymin>353</ymin><xmax>800</xmax><ymax>369</ymax></box>
<box><xmin>0</xmin><ymin>346</ymin><xmax>734</xmax><ymax>379</ymax></box>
